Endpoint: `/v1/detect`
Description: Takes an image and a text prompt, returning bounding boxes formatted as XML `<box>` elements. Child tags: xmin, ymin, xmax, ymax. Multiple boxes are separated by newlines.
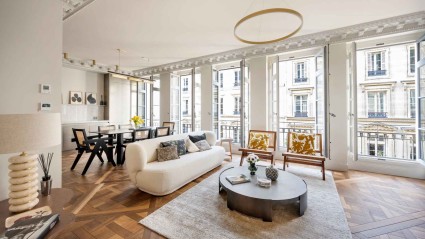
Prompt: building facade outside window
<box><xmin>234</xmin><ymin>71</ymin><xmax>240</xmax><ymax>86</ymax></box>
<box><xmin>220</xmin><ymin>73</ymin><xmax>224</xmax><ymax>88</ymax></box>
<box><xmin>183</xmin><ymin>100</ymin><xmax>189</xmax><ymax>115</ymax></box>
<box><xmin>294</xmin><ymin>95</ymin><xmax>308</xmax><ymax>117</ymax></box>
<box><xmin>408</xmin><ymin>45</ymin><xmax>416</xmax><ymax>75</ymax></box>
<box><xmin>409</xmin><ymin>89</ymin><xmax>415</xmax><ymax>118</ymax></box>
<box><xmin>368</xmin><ymin>134</ymin><xmax>385</xmax><ymax>156</ymax></box>
<box><xmin>182</xmin><ymin>78</ymin><xmax>189</xmax><ymax>91</ymax></box>
<box><xmin>294</xmin><ymin>62</ymin><xmax>308</xmax><ymax>83</ymax></box>
<box><xmin>367</xmin><ymin>91</ymin><xmax>386</xmax><ymax>118</ymax></box>
<box><xmin>220</xmin><ymin>98</ymin><xmax>223</xmax><ymax>115</ymax></box>
<box><xmin>234</xmin><ymin>96</ymin><xmax>240</xmax><ymax>115</ymax></box>
<box><xmin>367</xmin><ymin>50</ymin><xmax>388</xmax><ymax>77</ymax></box>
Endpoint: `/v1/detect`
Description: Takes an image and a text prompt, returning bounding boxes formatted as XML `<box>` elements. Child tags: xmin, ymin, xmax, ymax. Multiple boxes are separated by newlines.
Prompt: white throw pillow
<box><xmin>185</xmin><ymin>137</ymin><xmax>200</xmax><ymax>153</ymax></box>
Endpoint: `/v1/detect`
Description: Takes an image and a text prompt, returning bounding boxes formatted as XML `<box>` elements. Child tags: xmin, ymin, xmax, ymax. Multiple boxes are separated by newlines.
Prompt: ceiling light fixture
<box><xmin>234</xmin><ymin>8</ymin><xmax>303</xmax><ymax>44</ymax></box>
<box><xmin>108</xmin><ymin>49</ymin><xmax>154</xmax><ymax>84</ymax></box>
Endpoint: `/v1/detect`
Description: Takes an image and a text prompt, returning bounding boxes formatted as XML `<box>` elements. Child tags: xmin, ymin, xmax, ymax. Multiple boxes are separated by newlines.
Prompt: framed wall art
<box><xmin>70</xmin><ymin>91</ymin><xmax>83</xmax><ymax>104</ymax></box>
<box><xmin>86</xmin><ymin>92</ymin><xmax>97</xmax><ymax>105</ymax></box>
<box><xmin>40</xmin><ymin>84</ymin><xmax>51</xmax><ymax>94</ymax></box>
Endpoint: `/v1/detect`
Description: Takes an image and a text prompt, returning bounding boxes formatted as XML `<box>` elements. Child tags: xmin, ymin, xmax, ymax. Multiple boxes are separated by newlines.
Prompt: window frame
<box><xmin>293</xmin><ymin>60</ymin><xmax>309</xmax><ymax>84</ymax></box>
<box><xmin>293</xmin><ymin>94</ymin><xmax>308</xmax><ymax>117</ymax></box>
<box><xmin>365</xmin><ymin>48</ymin><xmax>390</xmax><ymax>79</ymax></box>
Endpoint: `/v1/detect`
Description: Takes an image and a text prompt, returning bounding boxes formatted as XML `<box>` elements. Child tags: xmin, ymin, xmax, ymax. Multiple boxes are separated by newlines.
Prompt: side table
<box><xmin>220</xmin><ymin>138</ymin><xmax>233</xmax><ymax>161</ymax></box>
<box><xmin>0</xmin><ymin>188</ymin><xmax>75</xmax><ymax>238</ymax></box>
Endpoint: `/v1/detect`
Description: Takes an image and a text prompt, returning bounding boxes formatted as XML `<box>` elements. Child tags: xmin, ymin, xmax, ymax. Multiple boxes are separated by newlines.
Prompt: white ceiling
<box><xmin>63</xmin><ymin>0</ymin><xmax>425</xmax><ymax>71</ymax></box>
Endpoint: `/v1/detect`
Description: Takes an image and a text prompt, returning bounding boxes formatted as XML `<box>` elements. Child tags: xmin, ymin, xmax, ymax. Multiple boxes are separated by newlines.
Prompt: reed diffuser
<box><xmin>38</xmin><ymin>153</ymin><xmax>53</xmax><ymax>196</ymax></box>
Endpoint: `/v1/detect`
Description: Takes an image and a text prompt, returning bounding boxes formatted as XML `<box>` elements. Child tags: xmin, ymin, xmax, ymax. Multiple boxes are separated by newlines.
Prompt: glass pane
<box><xmin>194</xmin><ymin>72</ymin><xmax>202</xmax><ymax>131</ymax></box>
<box><xmin>420</xmin><ymin>130</ymin><xmax>425</xmax><ymax>160</ymax></box>
<box><xmin>420</xmin><ymin>40</ymin><xmax>425</xmax><ymax>60</ymax></box>
<box><xmin>180</xmin><ymin>74</ymin><xmax>192</xmax><ymax>133</ymax></box>
<box><xmin>420</xmin><ymin>66</ymin><xmax>425</xmax><ymax>97</ymax></box>
<box><xmin>420</xmin><ymin>98</ymin><xmax>425</xmax><ymax>129</ymax></box>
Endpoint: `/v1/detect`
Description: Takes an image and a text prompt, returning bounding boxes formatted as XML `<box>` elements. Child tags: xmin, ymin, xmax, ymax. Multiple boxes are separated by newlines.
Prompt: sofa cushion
<box><xmin>189</xmin><ymin>133</ymin><xmax>206</xmax><ymax>143</ymax></box>
<box><xmin>157</xmin><ymin>145</ymin><xmax>179</xmax><ymax>162</ymax></box>
<box><xmin>194</xmin><ymin>140</ymin><xmax>211</xmax><ymax>151</ymax></box>
<box><xmin>160</xmin><ymin>139</ymin><xmax>186</xmax><ymax>156</ymax></box>
<box><xmin>185</xmin><ymin>137</ymin><xmax>199</xmax><ymax>153</ymax></box>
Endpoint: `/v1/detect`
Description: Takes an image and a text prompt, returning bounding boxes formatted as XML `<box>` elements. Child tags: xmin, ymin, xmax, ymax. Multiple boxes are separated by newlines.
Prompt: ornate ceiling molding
<box><xmin>62</xmin><ymin>55</ymin><xmax>136</xmax><ymax>76</ymax></box>
<box><xmin>62</xmin><ymin>0</ymin><xmax>96</xmax><ymax>20</ymax></box>
<box><xmin>134</xmin><ymin>11</ymin><xmax>425</xmax><ymax>76</ymax></box>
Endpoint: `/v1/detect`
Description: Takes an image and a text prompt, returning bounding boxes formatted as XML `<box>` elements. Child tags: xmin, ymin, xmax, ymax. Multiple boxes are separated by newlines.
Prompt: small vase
<box><xmin>266</xmin><ymin>165</ymin><xmax>279</xmax><ymax>181</ymax></box>
<box><xmin>41</xmin><ymin>179</ymin><xmax>52</xmax><ymax>196</ymax></box>
<box><xmin>248</xmin><ymin>163</ymin><xmax>257</xmax><ymax>175</ymax></box>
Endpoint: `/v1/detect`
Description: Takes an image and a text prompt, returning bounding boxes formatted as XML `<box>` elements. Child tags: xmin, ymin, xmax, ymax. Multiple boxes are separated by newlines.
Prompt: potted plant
<box><xmin>131</xmin><ymin>115</ymin><xmax>144</xmax><ymax>128</ymax></box>
<box><xmin>246</xmin><ymin>153</ymin><xmax>259</xmax><ymax>175</ymax></box>
<box><xmin>38</xmin><ymin>153</ymin><xmax>53</xmax><ymax>196</ymax></box>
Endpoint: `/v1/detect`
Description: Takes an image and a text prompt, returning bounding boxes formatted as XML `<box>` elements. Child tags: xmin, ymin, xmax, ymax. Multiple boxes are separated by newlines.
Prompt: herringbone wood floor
<box><xmin>59</xmin><ymin>150</ymin><xmax>425</xmax><ymax>239</ymax></box>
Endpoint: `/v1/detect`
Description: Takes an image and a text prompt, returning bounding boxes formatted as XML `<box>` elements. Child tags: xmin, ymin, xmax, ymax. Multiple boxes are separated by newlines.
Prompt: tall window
<box><xmin>183</xmin><ymin>100</ymin><xmax>189</xmax><ymax>115</ymax></box>
<box><xmin>234</xmin><ymin>97</ymin><xmax>240</xmax><ymax>115</ymax></box>
<box><xmin>234</xmin><ymin>71</ymin><xmax>240</xmax><ymax>86</ymax></box>
<box><xmin>152</xmin><ymin>79</ymin><xmax>160</xmax><ymax>127</ymax></box>
<box><xmin>409</xmin><ymin>46</ymin><xmax>416</xmax><ymax>75</ymax></box>
<box><xmin>367</xmin><ymin>51</ymin><xmax>387</xmax><ymax>77</ymax></box>
<box><xmin>130</xmin><ymin>81</ymin><xmax>148</xmax><ymax>126</ymax></box>
<box><xmin>409</xmin><ymin>89</ymin><xmax>415</xmax><ymax>118</ymax></box>
<box><xmin>368</xmin><ymin>134</ymin><xmax>385</xmax><ymax>157</ymax></box>
<box><xmin>294</xmin><ymin>95</ymin><xmax>308</xmax><ymax>117</ymax></box>
<box><xmin>220</xmin><ymin>73</ymin><xmax>224</xmax><ymax>88</ymax></box>
<box><xmin>367</xmin><ymin>91</ymin><xmax>386</xmax><ymax>118</ymax></box>
<box><xmin>220</xmin><ymin>98</ymin><xmax>223</xmax><ymax>115</ymax></box>
<box><xmin>182</xmin><ymin>78</ymin><xmax>189</xmax><ymax>91</ymax></box>
<box><xmin>294</xmin><ymin>62</ymin><xmax>307</xmax><ymax>83</ymax></box>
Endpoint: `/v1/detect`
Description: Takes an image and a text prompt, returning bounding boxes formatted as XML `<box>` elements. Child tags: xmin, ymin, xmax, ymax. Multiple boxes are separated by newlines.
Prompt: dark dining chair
<box><xmin>155</xmin><ymin>126</ymin><xmax>170</xmax><ymax>137</ymax></box>
<box><xmin>133</xmin><ymin>128</ymin><xmax>151</xmax><ymax>141</ymax></box>
<box><xmin>162</xmin><ymin>122</ymin><xmax>175</xmax><ymax>135</ymax></box>
<box><xmin>71</xmin><ymin>128</ymin><xmax>116</xmax><ymax>175</ymax></box>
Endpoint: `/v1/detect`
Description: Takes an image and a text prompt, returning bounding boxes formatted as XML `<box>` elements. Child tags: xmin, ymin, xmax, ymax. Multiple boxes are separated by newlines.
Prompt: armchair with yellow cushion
<box><xmin>282</xmin><ymin>132</ymin><xmax>326</xmax><ymax>180</ymax></box>
<box><xmin>239</xmin><ymin>130</ymin><xmax>277</xmax><ymax>166</ymax></box>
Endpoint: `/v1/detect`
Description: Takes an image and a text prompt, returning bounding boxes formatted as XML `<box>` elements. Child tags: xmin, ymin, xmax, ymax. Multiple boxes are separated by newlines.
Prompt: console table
<box><xmin>0</xmin><ymin>188</ymin><xmax>75</xmax><ymax>238</ymax></box>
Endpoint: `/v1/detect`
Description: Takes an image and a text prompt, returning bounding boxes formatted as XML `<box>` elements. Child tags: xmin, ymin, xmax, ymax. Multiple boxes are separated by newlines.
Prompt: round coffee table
<box><xmin>219</xmin><ymin>166</ymin><xmax>307</xmax><ymax>222</ymax></box>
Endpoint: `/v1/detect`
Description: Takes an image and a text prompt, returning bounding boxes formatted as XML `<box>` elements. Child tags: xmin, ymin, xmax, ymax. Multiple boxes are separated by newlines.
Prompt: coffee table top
<box><xmin>219</xmin><ymin>166</ymin><xmax>307</xmax><ymax>201</ymax></box>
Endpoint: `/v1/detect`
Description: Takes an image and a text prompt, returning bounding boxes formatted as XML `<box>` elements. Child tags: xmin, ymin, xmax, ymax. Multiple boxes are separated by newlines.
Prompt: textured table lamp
<box><xmin>0</xmin><ymin>113</ymin><xmax>61</xmax><ymax>212</ymax></box>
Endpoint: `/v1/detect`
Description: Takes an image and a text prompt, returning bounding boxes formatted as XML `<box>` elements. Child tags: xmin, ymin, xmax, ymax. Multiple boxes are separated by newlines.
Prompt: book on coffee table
<box><xmin>226</xmin><ymin>174</ymin><xmax>250</xmax><ymax>185</ymax></box>
<box><xmin>1</xmin><ymin>213</ymin><xmax>59</xmax><ymax>239</ymax></box>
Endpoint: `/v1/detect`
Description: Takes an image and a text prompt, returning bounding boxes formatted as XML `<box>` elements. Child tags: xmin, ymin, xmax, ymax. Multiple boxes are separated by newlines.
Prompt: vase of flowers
<box><xmin>38</xmin><ymin>153</ymin><xmax>53</xmax><ymax>196</ymax></box>
<box><xmin>131</xmin><ymin>115</ymin><xmax>144</xmax><ymax>128</ymax></box>
<box><xmin>246</xmin><ymin>153</ymin><xmax>259</xmax><ymax>175</ymax></box>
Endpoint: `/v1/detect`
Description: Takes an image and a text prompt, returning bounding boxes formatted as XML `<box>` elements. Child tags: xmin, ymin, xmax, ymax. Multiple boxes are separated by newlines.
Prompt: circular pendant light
<box><xmin>234</xmin><ymin>8</ymin><xmax>303</xmax><ymax>44</ymax></box>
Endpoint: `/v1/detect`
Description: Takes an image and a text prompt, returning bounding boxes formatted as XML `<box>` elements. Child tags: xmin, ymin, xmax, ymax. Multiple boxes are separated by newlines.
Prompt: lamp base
<box><xmin>8</xmin><ymin>154</ymin><xmax>39</xmax><ymax>213</ymax></box>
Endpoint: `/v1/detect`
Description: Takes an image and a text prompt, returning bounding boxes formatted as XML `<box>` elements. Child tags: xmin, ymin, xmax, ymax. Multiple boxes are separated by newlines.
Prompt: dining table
<box><xmin>91</xmin><ymin>128</ymin><xmax>134</xmax><ymax>165</ymax></box>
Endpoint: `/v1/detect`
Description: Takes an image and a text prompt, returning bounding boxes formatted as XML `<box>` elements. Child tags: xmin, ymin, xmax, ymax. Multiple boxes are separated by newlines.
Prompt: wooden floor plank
<box><xmin>59</xmin><ymin>150</ymin><xmax>425</xmax><ymax>239</ymax></box>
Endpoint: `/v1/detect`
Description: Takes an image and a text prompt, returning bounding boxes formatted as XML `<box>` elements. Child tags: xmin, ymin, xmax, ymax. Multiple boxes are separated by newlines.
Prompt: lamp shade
<box><xmin>0</xmin><ymin>113</ymin><xmax>61</xmax><ymax>154</ymax></box>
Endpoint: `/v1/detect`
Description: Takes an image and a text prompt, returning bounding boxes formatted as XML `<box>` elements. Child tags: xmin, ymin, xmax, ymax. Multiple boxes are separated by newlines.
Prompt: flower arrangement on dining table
<box><xmin>246</xmin><ymin>153</ymin><xmax>259</xmax><ymax>175</ymax></box>
<box><xmin>130</xmin><ymin>115</ymin><xmax>145</xmax><ymax>128</ymax></box>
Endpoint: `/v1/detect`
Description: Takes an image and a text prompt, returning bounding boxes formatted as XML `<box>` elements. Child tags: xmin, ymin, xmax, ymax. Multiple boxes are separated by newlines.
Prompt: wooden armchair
<box><xmin>282</xmin><ymin>132</ymin><xmax>326</xmax><ymax>180</ymax></box>
<box><xmin>155</xmin><ymin>126</ymin><xmax>170</xmax><ymax>137</ymax></box>
<box><xmin>71</xmin><ymin>128</ymin><xmax>116</xmax><ymax>175</ymax></box>
<box><xmin>239</xmin><ymin>130</ymin><xmax>277</xmax><ymax>166</ymax></box>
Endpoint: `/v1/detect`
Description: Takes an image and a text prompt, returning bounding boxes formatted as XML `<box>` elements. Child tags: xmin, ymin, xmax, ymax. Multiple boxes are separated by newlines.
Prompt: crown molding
<box><xmin>134</xmin><ymin>11</ymin><xmax>425</xmax><ymax>76</ymax></box>
<box><xmin>62</xmin><ymin>0</ymin><xmax>96</xmax><ymax>21</ymax></box>
<box><xmin>62</xmin><ymin>57</ymin><xmax>137</xmax><ymax>76</ymax></box>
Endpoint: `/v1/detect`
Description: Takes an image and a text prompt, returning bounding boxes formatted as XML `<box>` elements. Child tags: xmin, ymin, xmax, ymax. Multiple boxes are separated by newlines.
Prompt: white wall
<box><xmin>160</xmin><ymin>73</ymin><xmax>171</xmax><ymax>123</ymax></box>
<box><xmin>0</xmin><ymin>0</ymin><xmax>63</xmax><ymax>200</ymax></box>
<box><xmin>61</xmin><ymin>67</ymin><xmax>105</xmax><ymax>122</ymax></box>
<box><xmin>248</xmin><ymin>56</ymin><xmax>268</xmax><ymax>130</ymax></box>
<box><xmin>200</xmin><ymin>65</ymin><xmax>213</xmax><ymax>131</ymax></box>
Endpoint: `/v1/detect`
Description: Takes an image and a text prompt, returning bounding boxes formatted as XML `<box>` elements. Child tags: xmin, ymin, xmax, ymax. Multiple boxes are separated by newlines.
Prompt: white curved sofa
<box><xmin>125</xmin><ymin>131</ymin><xmax>225</xmax><ymax>196</ymax></box>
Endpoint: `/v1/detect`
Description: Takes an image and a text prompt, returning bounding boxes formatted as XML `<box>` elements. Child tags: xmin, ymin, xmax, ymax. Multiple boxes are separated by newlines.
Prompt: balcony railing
<box><xmin>182</xmin><ymin>123</ymin><xmax>191</xmax><ymax>133</ymax></box>
<box><xmin>233</xmin><ymin>110</ymin><xmax>240</xmax><ymax>115</ymax></box>
<box><xmin>220</xmin><ymin>125</ymin><xmax>241</xmax><ymax>143</ymax></box>
<box><xmin>182</xmin><ymin>111</ymin><xmax>189</xmax><ymax>115</ymax></box>
<box><xmin>294</xmin><ymin>77</ymin><xmax>308</xmax><ymax>83</ymax></box>
<box><xmin>182</xmin><ymin>87</ymin><xmax>188</xmax><ymax>91</ymax></box>
<box><xmin>357</xmin><ymin>131</ymin><xmax>415</xmax><ymax>160</ymax></box>
<box><xmin>294</xmin><ymin>112</ymin><xmax>308</xmax><ymax>117</ymax></box>
<box><xmin>367</xmin><ymin>70</ymin><xmax>386</xmax><ymax>76</ymax></box>
<box><xmin>368</xmin><ymin>112</ymin><xmax>387</xmax><ymax>118</ymax></box>
<box><xmin>234</xmin><ymin>82</ymin><xmax>240</xmax><ymax>87</ymax></box>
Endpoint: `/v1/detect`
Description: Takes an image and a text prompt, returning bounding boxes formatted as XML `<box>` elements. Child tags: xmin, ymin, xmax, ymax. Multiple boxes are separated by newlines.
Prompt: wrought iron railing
<box><xmin>367</xmin><ymin>70</ymin><xmax>387</xmax><ymax>76</ymax></box>
<box><xmin>368</xmin><ymin>112</ymin><xmax>387</xmax><ymax>118</ymax></box>
<box><xmin>357</xmin><ymin>130</ymin><xmax>415</xmax><ymax>160</ymax></box>
<box><xmin>294</xmin><ymin>112</ymin><xmax>308</xmax><ymax>117</ymax></box>
<box><xmin>233</xmin><ymin>110</ymin><xmax>240</xmax><ymax>115</ymax></box>
<box><xmin>294</xmin><ymin>77</ymin><xmax>308</xmax><ymax>83</ymax></box>
<box><xmin>182</xmin><ymin>123</ymin><xmax>192</xmax><ymax>133</ymax></box>
<box><xmin>220</xmin><ymin>125</ymin><xmax>241</xmax><ymax>143</ymax></box>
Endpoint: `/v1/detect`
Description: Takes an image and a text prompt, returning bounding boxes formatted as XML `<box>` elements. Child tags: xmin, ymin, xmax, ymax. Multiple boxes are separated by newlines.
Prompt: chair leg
<box><xmin>71</xmin><ymin>151</ymin><xmax>83</xmax><ymax>170</ymax></box>
<box><xmin>82</xmin><ymin>150</ymin><xmax>97</xmax><ymax>175</ymax></box>
<box><xmin>283</xmin><ymin>157</ymin><xmax>286</xmax><ymax>171</ymax></box>
<box><xmin>322</xmin><ymin>162</ymin><xmax>325</xmax><ymax>181</ymax></box>
<box><xmin>96</xmin><ymin>152</ymin><xmax>104</xmax><ymax>163</ymax></box>
<box><xmin>105</xmin><ymin>146</ymin><xmax>116</xmax><ymax>167</ymax></box>
<box><xmin>271</xmin><ymin>156</ymin><xmax>274</xmax><ymax>166</ymax></box>
<box><xmin>239</xmin><ymin>152</ymin><xmax>246</xmax><ymax>166</ymax></box>
<box><xmin>122</xmin><ymin>150</ymin><xmax>126</xmax><ymax>164</ymax></box>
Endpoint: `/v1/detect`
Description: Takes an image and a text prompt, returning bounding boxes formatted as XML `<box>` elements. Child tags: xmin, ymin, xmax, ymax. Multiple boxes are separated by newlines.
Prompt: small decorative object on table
<box><xmin>265</xmin><ymin>165</ymin><xmax>279</xmax><ymax>181</ymax></box>
<box><xmin>131</xmin><ymin>115</ymin><xmax>144</xmax><ymax>128</ymax></box>
<box><xmin>257</xmin><ymin>177</ymin><xmax>272</xmax><ymax>188</ymax></box>
<box><xmin>246</xmin><ymin>153</ymin><xmax>259</xmax><ymax>175</ymax></box>
<box><xmin>38</xmin><ymin>153</ymin><xmax>53</xmax><ymax>196</ymax></box>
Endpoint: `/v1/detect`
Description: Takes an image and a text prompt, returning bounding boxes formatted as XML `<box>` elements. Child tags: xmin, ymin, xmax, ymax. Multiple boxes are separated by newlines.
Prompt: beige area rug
<box><xmin>140</xmin><ymin>165</ymin><xmax>352</xmax><ymax>239</ymax></box>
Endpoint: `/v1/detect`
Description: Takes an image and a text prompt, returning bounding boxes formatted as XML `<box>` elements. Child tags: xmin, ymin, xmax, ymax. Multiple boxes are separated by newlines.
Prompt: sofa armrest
<box><xmin>125</xmin><ymin>143</ymin><xmax>148</xmax><ymax>183</ymax></box>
